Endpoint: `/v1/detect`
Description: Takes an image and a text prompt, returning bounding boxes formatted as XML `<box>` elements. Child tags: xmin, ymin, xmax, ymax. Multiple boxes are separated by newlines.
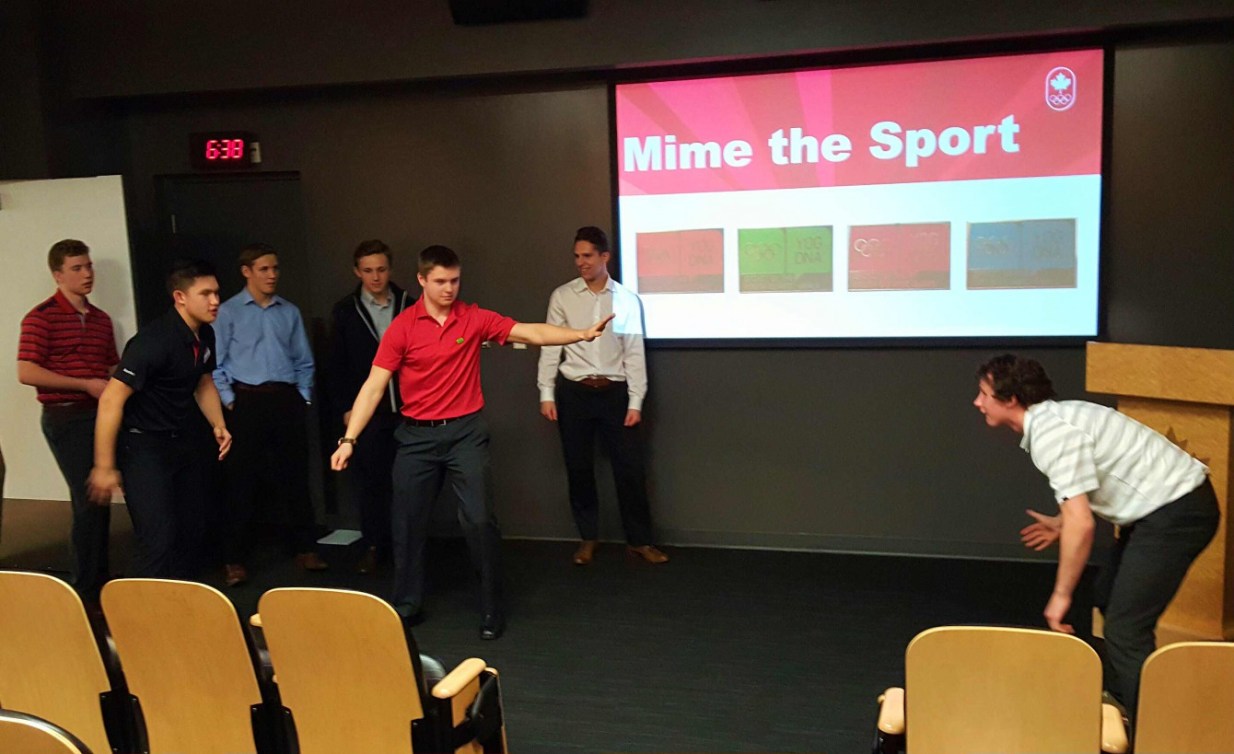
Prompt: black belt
<box><xmin>125</xmin><ymin>427</ymin><xmax>182</xmax><ymax>438</ymax></box>
<box><xmin>234</xmin><ymin>381</ymin><xmax>295</xmax><ymax>394</ymax></box>
<box><xmin>404</xmin><ymin>410</ymin><xmax>478</xmax><ymax>428</ymax></box>
<box><xmin>42</xmin><ymin>401</ymin><xmax>97</xmax><ymax>413</ymax></box>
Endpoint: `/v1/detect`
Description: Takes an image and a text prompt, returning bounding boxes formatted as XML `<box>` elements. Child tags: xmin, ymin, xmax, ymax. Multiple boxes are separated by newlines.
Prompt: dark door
<box><xmin>148</xmin><ymin>173</ymin><xmax>335</xmax><ymax>531</ymax></box>
<box><xmin>147</xmin><ymin>172</ymin><xmax>310</xmax><ymax>319</ymax></box>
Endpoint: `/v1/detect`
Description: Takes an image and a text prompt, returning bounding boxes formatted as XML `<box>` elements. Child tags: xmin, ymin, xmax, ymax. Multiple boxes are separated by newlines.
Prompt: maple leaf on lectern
<box><xmin>1051</xmin><ymin>73</ymin><xmax>1072</xmax><ymax>91</ymax></box>
<box><xmin>1165</xmin><ymin>427</ymin><xmax>1210</xmax><ymax>466</ymax></box>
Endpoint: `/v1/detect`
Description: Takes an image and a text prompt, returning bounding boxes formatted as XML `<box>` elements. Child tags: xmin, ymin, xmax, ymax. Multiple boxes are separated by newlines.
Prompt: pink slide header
<box><xmin>616</xmin><ymin>49</ymin><xmax>1103</xmax><ymax>196</ymax></box>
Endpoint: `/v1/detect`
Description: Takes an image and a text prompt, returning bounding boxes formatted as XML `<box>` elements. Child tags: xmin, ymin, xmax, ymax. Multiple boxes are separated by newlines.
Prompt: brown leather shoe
<box><xmin>572</xmin><ymin>539</ymin><xmax>598</xmax><ymax>566</ymax></box>
<box><xmin>356</xmin><ymin>546</ymin><xmax>379</xmax><ymax>575</ymax></box>
<box><xmin>627</xmin><ymin>545</ymin><xmax>669</xmax><ymax>564</ymax></box>
<box><xmin>224</xmin><ymin>563</ymin><xmax>248</xmax><ymax>587</ymax></box>
<box><xmin>294</xmin><ymin>552</ymin><xmax>329</xmax><ymax>571</ymax></box>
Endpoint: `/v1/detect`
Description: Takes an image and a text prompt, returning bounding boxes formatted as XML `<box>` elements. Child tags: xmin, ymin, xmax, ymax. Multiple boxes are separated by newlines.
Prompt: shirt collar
<box><xmin>361</xmin><ymin>289</ymin><xmax>392</xmax><ymax>309</ymax></box>
<box><xmin>166</xmin><ymin>306</ymin><xmax>199</xmax><ymax>345</ymax></box>
<box><xmin>53</xmin><ymin>289</ymin><xmax>90</xmax><ymax>313</ymax></box>
<box><xmin>241</xmin><ymin>289</ymin><xmax>284</xmax><ymax>307</ymax></box>
<box><xmin>411</xmin><ymin>297</ymin><xmax>460</xmax><ymax>321</ymax></box>
<box><xmin>569</xmin><ymin>276</ymin><xmax>615</xmax><ymax>295</ymax></box>
<box><xmin>1019</xmin><ymin>402</ymin><xmax>1042</xmax><ymax>452</ymax></box>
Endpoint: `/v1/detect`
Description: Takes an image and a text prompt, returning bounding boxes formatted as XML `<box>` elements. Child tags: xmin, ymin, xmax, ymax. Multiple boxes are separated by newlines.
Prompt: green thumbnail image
<box><xmin>738</xmin><ymin>225</ymin><xmax>833</xmax><ymax>292</ymax></box>
<box><xmin>739</xmin><ymin>228</ymin><xmax>787</xmax><ymax>275</ymax></box>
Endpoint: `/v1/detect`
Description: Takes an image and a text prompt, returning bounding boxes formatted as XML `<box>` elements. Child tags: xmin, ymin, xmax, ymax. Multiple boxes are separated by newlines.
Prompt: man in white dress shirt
<box><xmin>537</xmin><ymin>226</ymin><xmax>668</xmax><ymax>566</ymax></box>
<box><xmin>974</xmin><ymin>353</ymin><xmax>1219</xmax><ymax>719</ymax></box>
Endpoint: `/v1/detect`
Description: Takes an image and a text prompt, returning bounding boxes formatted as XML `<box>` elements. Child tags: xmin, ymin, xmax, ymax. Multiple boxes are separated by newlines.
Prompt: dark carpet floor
<box><xmin>211</xmin><ymin>538</ymin><xmax>1092</xmax><ymax>754</ymax></box>
<box><xmin>1</xmin><ymin>503</ymin><xmax>1093</xmax><ymax>754</ymax></box>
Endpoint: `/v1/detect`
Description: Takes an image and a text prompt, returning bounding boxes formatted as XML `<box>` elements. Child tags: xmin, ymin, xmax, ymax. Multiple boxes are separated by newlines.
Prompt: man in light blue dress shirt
<box><xmin>213</xmin><ymin>242</ymin><xmax>326</xmax><ymax>586</ymax></box>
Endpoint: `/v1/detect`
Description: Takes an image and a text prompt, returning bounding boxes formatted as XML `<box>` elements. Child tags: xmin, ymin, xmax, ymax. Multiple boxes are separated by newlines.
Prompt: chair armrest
<box><xmin>1100</xmin><ymin>703</ymin><xmax>1128</xmax><ymax>754</ymax></box>
<box><xmin>431</xmin><ymin>657</ymin><xmax>488</xmax><ymax>700</ymax></box>
<box><xmin>877</xmin><ymin>687</ymin><xmax>905</xmax><ymax>736</ymax></box>
<box><xmin>249</xmin><ymin>613</ymin><xmax>262</xmax><ymax>628</ymax></box>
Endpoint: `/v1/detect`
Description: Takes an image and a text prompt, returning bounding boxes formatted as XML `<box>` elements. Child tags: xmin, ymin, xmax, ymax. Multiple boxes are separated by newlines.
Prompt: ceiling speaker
<box><xmin>448</xmin><ymin>0</ymin><xmax>589</xmax><ymax>25</ymax></box>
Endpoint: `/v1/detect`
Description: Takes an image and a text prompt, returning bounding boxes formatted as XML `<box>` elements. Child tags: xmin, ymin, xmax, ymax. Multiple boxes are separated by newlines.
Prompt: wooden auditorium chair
<box><xmin>0</xmin><ymin>709</ymin><xmax>95</xmax><ymax>754</ymax></box>
<box><xmin>1134</xmin><ymin>640</ymin><xmax>1234</xmax><ymax>753</ymax></box>
<box><xmin>0</xmin><ymin>571</ymin><xmax>131</xmax><ymax>754</ymax></box>
<box><xmin>257</xmin><ymin>587</ymin><xmax>507</xmax><ymax>754</ymax></box>
<box><xmin>100</xmin><ymin>578</ymin><xmax>288</xmax><ymax>754</ymax></box>
<box><xmin>874</xmin><ymin>625</ymin><xmax>1128</xmax><ymax>754</ymax></box>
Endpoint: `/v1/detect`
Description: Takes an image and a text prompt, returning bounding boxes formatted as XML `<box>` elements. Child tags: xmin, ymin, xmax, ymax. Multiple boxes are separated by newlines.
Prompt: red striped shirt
<box><xmin>18</xmin><ymin>290</ymin><xmax>119</xmax><ymax>404</ymax></box>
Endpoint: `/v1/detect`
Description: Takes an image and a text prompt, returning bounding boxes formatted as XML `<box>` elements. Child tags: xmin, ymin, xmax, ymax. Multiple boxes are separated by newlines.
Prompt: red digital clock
<box><xmin>189</xmin><ymin>132</ymin><xmax>259</xmax><ymax>170</ymax></box>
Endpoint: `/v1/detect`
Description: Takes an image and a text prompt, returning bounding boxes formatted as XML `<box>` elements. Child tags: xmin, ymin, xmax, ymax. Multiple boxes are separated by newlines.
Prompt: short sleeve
<box><xmin>113</xmin><ymin>334</ymin><xmax>158</xmax><ymax>392</ymax></box>
<box><xmin>17</xmin><ymin>310</ymin><xmax>50</xmax><ymax>365</ymax></box>
<box><xmin>1030</xmin><ymin>420</ymin><xmax>1100</xmax><ymax>503</ymax></box>
<box><xmin>475</xmin><ymin>308</ymin><xmax>516</xmax><ymax>345</ymax></box>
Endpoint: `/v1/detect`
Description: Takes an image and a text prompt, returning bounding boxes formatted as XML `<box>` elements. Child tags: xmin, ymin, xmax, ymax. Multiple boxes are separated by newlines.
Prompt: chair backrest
<box><xmin>0</xmin><ymin>710</ymin><xmax>93</xmax><ymax>754</ymax></box>
<box><xmin>1136</xmin><ymin>641</ymin><xmax>1234</xmax><ymax>753</ymax></box>
<box><xmin>904</xmin><ymin>626</ymin><xmax>1103</xmax><ymax>754</ymax></box>
<box><xmin>258</xmin><ymin>587</ymin><xmax>426</xmax><ymax>754</ymax></box>
<box><xmin>0</xmin><ymin>571</ymin><xmax>113</xmax><ymax>754</ymax></box>
<box><xmin>101</xmin><ymin>578</ymin><xmax>265</xmax><ymax>754</ymax></box>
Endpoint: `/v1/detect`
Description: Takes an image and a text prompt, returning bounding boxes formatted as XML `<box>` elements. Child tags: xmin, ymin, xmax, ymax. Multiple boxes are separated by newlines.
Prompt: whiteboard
<box><xmin>0</xmin><ymin>176</ymin><xmax>137</xmax><ymax>501</ymax></box>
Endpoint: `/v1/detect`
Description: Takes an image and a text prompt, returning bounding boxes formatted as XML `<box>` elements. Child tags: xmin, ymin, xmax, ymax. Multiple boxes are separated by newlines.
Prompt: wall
<box><xmin>9</xmin><ymin>4</ymin><xmax>1234</xmax><ymax>558</ymax></box>
<box><xmin>0</xmin><ymin>177</ymin><xmax>138</xmax><ymax>500</ymax></box>
<box><xmin>111</xmin><ymin>80</ymin><xmax>1083</xmax><ymax>558</ymax></box>
<box><xmin>0</xmin><ymin>0</ymin><xmax>49</xmax><ymax>179</ymax></box>
<box><xmin>49</xmin><ymin>0</ymin><xmax>1234</xmax><ymax>97</ymax></box>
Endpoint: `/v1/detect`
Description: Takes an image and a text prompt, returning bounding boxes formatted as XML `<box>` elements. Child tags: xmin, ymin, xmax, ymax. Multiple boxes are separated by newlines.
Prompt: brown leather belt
<box><xmin>576</xmin><ymin>377</ymin><xmax>616</xmax><ymax>389</ymax></box>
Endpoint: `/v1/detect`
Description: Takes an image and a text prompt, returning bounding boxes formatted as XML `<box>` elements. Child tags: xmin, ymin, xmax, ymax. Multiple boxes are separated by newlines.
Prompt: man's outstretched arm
<box><xmin>509</xmin><ymin>314</ymin><xmax>614</xmax><ymax>346</ymax></box>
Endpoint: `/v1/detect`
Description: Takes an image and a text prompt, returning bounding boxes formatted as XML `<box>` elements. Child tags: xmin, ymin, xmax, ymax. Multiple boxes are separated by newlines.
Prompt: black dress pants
<box><xmin>118</xmin><ymin>430</ymin><xmax>207</xmax><ymax>579</ymax></box>
<box><xmin>390</xmin><ymin>413</ymin><xmax>502</xmax><ymax>618</ymax></box>
<box><xmin>41</xmin><ymin>404</ymin><xmax>110</xmax><ymax>601</ymax></box>
<box><xmin>555</xmin><ymin>377</ymin><xmax>653</xmax><ymax>545</ymax></box>
<box><xmin>349</xmin><ymin>409</ymin><xmax>398</xmax><ymax>552</ymax></box>
<box><xmin>1093</xmin><ymin>478</ymin><xmax>1220</xmax><ymax>718</ymax></box>
<box><xmin>223</xmin><ymin>385</ymin><xmax>317</xmax><ymax>562</ymax></box>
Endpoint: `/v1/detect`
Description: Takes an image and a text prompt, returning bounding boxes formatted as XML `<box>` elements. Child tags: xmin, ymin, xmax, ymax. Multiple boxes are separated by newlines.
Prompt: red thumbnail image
<box><xmin>637</xmin><ymin>229</ymin><xmax>724</xmax><ymax>293</ymax></box>
<box><xmin>848</xmin><ymin>223</ymin><xmax>951</xmax><ymax>291</ymax></box>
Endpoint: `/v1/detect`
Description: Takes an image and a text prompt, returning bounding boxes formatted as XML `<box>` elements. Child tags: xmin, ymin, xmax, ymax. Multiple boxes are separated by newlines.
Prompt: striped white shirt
<box><xmin>1020</xmin><ymin>400</ymin><xmax>1208</xmax><ymax>525</ymax></box>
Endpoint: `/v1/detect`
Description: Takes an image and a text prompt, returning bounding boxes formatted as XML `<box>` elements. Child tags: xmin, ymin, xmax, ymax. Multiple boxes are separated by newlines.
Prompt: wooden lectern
<box><xmin>1087</xmin><ymin>341</ymin><xmax>1234</xmax><ymax>644</ymax></box>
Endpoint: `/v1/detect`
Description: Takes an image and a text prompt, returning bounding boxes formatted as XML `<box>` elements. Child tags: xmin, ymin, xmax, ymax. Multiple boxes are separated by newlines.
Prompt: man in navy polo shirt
<box><xmin>331</xmin><ymin>245</ymin><xmax>613</xmax><ymax>640</ymax></box>
<box><xmin>88</xmin><ymin>260</ymin><xmax>232</xmax><ymax>580</ymax></box>
<box><xmin>18</xmin><ymin>239</ymin><xmax>120</xmax><ymax>603</ymax></box>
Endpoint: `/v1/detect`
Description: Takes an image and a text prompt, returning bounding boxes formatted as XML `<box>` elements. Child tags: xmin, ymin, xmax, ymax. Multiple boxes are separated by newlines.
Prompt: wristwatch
<box><xmin>337</xmin><ymin>436</ymin><xmax>357</xmax><ymax>446</ymax></box>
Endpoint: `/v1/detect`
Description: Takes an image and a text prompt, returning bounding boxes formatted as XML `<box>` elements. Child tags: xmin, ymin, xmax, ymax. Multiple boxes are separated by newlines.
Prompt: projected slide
<box><xmin>615</xmin><ymin>49</ymin><xmax>1103</xmax><ymax>340</ymax></box>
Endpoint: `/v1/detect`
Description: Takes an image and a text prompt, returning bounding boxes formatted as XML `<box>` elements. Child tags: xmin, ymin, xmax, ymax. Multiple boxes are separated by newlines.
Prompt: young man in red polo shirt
<box><xmin>17</xmin><ymin>239</ymin><xmax>119</xmax><ymax>604</ymax></box>
<box><xmin>331</xmin><ymin>245</ymin><xmax>613</xmax><ymax>640</ymax></box>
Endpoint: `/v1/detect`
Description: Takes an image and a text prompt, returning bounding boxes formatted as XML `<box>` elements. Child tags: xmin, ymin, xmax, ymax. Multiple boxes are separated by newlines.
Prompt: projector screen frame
<box><xmin>606</xmin><ymin>34</ymin><xmax>1115</xmax><ymax>349</ymax></box>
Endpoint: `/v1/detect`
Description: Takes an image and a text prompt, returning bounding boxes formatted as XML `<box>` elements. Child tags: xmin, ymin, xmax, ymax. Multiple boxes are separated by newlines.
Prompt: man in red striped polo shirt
<box><xmin>17</xmin><ymin>239</ymin><xmax>120</xmax><ymax>604</ymax></box>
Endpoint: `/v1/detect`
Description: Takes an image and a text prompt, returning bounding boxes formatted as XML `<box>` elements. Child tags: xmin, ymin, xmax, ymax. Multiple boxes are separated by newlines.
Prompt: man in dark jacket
<box><xmin>328</xmin><ymin>240</ymin><xmax>413</xmax><ymax>573</ymax></box>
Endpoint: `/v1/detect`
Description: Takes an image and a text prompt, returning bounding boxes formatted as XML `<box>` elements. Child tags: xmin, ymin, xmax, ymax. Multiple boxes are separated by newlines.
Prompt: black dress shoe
<box><xmin>479</xmin><ymin>614</ymin><xmax>505</xmax><ymax>640</ymax></box>
<box><xmin>356</xmin><ymin>546</ymin><xmax>379</xmax><ymax>575</ymax></box>
<box><xmin>397</xmin><ymin>605</ymin><xmax>426</xmax><ymax>628</ymax></box>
